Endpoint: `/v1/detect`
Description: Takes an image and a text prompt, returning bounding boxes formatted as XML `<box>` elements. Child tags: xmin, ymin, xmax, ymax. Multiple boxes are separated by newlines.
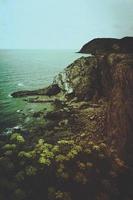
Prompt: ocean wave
<box><xmin>2</xmin><ymin>125</ymin><xmax>23</xmax><ymax>135</ymax></box>
<box><xmin>8</xmin><ymin>93</ymin><xmax>12</xmax><ymax>98</ymax></box>
<box><xmin>18</xmin><ymin>83</ymin><xmax>24</xmax><ymax>87</ymax></box>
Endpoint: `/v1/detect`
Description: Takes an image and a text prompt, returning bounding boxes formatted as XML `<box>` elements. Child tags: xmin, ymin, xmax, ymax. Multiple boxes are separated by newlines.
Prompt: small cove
<box><xmin>0</xmin><ymin>49</ymin><xmax>87</xmax><ymax>132</ymax></box>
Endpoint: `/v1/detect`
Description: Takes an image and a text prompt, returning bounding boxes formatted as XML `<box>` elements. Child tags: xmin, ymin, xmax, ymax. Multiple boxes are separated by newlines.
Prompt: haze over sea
<box><xmin>0</xmin><ymin>49</ymin><xmax>86</xmax><ymax>132</ymax></box>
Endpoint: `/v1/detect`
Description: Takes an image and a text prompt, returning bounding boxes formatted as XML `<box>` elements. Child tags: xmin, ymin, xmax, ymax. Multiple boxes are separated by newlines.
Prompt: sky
<box><xmin>0</xmin><ymin>0</ymin><xmax>133</xmax><ymax>49</ymax></box>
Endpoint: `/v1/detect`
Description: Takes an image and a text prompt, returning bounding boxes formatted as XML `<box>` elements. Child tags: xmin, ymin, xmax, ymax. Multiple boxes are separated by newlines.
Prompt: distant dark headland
<box><xmin>79</xmin><ymin>36</ymin><xmax>133</xmax><ymax>54</ymax></box>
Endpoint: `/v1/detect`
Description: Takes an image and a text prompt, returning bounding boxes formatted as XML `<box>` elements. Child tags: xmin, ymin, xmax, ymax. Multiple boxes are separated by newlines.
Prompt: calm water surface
<box><xmin>0</xmin><ymin>49</ymin><xmax>86</xmax><ymax>132</ymax></box>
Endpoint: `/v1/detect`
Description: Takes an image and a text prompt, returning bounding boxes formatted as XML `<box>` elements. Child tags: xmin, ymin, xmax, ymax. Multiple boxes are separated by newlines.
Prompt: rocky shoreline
<box><xmin>1</xmin><ymin>37</ymin><xmax>133</xmax><ymax>200</ymax></box>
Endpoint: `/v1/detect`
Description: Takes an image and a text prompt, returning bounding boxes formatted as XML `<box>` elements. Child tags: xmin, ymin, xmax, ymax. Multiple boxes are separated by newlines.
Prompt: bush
<box><xmin>10</xmin><ymin>133</ymin><xmax>25</xmax><ymax>144</ymax></box>
<box><xmin>0</xmin><ymin>134</ymin><xmax>128</xmax><ymax>200</ymax></box>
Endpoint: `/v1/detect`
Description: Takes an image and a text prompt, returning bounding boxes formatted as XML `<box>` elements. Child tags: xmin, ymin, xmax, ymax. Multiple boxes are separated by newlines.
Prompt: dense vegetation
<box><xmin>0</xmin><ymin>132</ymin><xmax>132</xmax><ymax>200</ymax></box>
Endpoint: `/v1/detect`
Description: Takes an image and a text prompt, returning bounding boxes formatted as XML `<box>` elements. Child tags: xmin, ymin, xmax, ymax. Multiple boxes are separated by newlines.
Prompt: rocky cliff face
<box><xmin>11</xmin><ymin>38</ymin><xmax>133</xmax><ymax>164</ymax></box>
<box><xmin>79</xmin><ymin>37</ymin><xmax>133</xmax><ymax>55</ymax></box>
<box><xmin>54</xmin><ymin>52</ymin><xmax>133</xmax><ymax>163</ymax></box>
<box><xmin>104</xmin><ymin>54</ymin><xmax>133</xmax><ymax>163</ymax></box>
<box><xmin>53</xmin><ymin>56</ymin><xmax>98</xmax><ymax>100</ymax></box>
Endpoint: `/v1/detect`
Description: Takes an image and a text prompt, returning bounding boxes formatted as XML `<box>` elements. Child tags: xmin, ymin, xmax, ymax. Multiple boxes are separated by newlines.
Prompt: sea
<box><xmin>0</xmin><ymin>49</ymin><xmax>86</xmax><ymax>133</ymax></box>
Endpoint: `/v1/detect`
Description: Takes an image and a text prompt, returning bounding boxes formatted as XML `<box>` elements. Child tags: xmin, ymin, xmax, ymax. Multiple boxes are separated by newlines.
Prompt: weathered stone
<box><xmin>53</xmin><ymin>56</ymin><xmax>98</xmax><ymax>100</ymax></box>
<box><xmin>11</xmin><ymin>84</ymin><xmax>61</xmax><ymax>97</ymax></box>
<box><xmin>45</xmin><ymin>109</ymin><xmax>71</xmax><ymax>121</ymax></box>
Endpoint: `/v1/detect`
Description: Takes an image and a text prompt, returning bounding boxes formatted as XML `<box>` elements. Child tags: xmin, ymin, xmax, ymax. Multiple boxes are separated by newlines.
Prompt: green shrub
<box><xmin>25</xmin><ymin>165</ymin><xmax>37</xmax><ymax>176</ymax></box>
<box><xmin>10</xmin><ymin>133</ymin><xmax>25</xmax><ymax>144</ymax></box>
<box><xmin>2</xmin><ymin>144</ymin><xmax>16</xmax><ymax>151</ymax></box>
<box><xmin>0</xmin><ymin>133</ymin><xmax>127</xmax><ymax>200</ymax></box>
<box><xmin>13</xmin><ymin>188</ymin><xmax>26</xmax><ymax>200</ymax></box>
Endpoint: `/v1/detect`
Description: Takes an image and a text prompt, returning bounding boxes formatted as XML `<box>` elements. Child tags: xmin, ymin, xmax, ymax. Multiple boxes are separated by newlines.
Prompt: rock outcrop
<box><xmin>11</xmin><ymin>84</ymin><xmax>61</xmax><ymax>97</ymax></box>
<box><xmin>12</xmin><ymin>56</ymin><xmax>99</xmax><ymax>100</ymax></box>
<box><xmin>53</xmin><ymin>56</ymin><xmax>98</xmax><ymax>100</ymax></box>
<box><xmin>79</xmin><ymin>37</ymin><xmax>133</xmax><ymax>55</ymax></box>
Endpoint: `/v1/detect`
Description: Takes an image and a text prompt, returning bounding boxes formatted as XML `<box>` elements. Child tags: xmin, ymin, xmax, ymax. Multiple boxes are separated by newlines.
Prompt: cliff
<box><xmin>11</xmin><ymin>47</ymin><xmax>133</xmax><ymax>162</ymax></box>
<box><xmin>5</xmin><ymin>37</ymin><xmax>133</xmax><ymax>200</ymax></box>
<box><xmin>53</xmin><ymin>52</ymin><xmax>133</xmax><ymax>162</ymax></box>
<box><xmin>104</xmin><ymin>54</ymin><xmax>133</xmax><ymax>163</ymax></box>
<box><xmin>79</xmin><ymin>37</ymin><xmax>133</xmax><ymax>55</ymax></box>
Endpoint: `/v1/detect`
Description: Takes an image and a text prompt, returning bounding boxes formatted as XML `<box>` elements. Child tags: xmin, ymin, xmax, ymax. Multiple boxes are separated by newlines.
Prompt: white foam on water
<box><xmin>14</xmin><ymin>125</ymin><xmax>22</xmax><ymax>129</ymax></box>
<box><xmin>8</xmin><ymin>93</ymin><xmax>12</xmax><ymax>98</ymax></box>
<box><xmin>18</xmin><ymin>83</ymin><xmax>24</xmax><ymax>87</ymax></box>
<box><xmin>3</xmin><ymin>128</ymin><xmax>13</xmax><ymax>135</ymax></box>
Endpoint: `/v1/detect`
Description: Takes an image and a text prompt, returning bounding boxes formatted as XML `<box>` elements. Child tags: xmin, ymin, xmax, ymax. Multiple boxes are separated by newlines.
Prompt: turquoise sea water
<box><xmin>0</xmin><ymin>49</ymin><xmax>85</xmax><ymax>132</ymax></box>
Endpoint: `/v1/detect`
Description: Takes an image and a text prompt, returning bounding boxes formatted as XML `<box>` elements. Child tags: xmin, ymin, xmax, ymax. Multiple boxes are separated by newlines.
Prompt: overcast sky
<box><xmin>0</xmin><ymin>0</ymin><xmax>133</xmax><ymax>49</ymax></box>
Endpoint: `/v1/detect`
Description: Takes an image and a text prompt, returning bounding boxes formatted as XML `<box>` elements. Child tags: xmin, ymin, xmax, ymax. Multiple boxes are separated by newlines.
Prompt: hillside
<box><xmin>79</xmin><ymin>37</ymin><xmax>133</xmax><ymax>54</ymax></box>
